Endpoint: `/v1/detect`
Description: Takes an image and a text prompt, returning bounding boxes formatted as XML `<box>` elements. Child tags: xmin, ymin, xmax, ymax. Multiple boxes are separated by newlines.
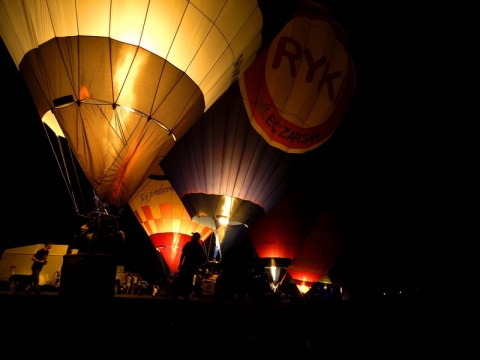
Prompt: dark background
<box><xmin>0</xmin><ymin>1</ymin><xmax>472</xmax><ymax>300</ymax></box>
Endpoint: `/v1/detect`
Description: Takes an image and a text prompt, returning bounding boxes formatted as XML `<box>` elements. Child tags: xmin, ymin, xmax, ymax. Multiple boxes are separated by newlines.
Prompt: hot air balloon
<box><xmin>160</xmin><ymin>82</ymin><xmax>302</xmax><ymax>258</ymax></box>
<box><xmin>0</xmin><ymin>0</ymin><xmax>268</xmax><ymax>209</ymax></box>
<box><xmin>161</xmin><ymin>0</ymin><xmax>354</xmax><ymax>259</ymax></box>
<box><xmin>247</xmin><ymin>186</ymin><xmax>320</xmax><ymax>291</ymax></box>
<box><xmin>287</xmin><ymin>212</ymin><xmax>342</xmax><ymax>295</ymax></box>
<box><xmin>239</xmin><ymin>0</ymin><xmax>356</xmax><ymax>153</ymax></box>
<box><xmin>128</xmin><ymin>177</ymin><xmax>213</xmax><ymax>274</ymax></box>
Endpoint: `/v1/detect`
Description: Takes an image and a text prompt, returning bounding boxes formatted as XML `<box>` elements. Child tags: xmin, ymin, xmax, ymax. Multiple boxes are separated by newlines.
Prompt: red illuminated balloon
<box><xmin>288</xmin><ymin>212</ymin><xmax>342</xmax><ymax>294</ymax></box>
<box><xmin>247</xmin><ymin>186</ymin><xmax>320</xmax><ymax>290</ymax></box>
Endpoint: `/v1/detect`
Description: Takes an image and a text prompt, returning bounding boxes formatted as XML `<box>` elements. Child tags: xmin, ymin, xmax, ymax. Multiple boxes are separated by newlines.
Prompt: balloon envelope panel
<box><xmin>0</xmin><ymin>0</ymin><xmax>266</xmax><ymax>207</ymax></box>
<box><xmin>239</xmin><ymin>0</ymin><xmax>355</xmax><ymax>153</ymax></box>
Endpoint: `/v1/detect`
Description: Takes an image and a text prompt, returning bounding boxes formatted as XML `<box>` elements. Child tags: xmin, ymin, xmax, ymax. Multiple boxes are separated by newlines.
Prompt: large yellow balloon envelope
<box><xmin>0</xmin><ymin>0</ymin><xmax>265</xmax><ymax>207</ymax></box>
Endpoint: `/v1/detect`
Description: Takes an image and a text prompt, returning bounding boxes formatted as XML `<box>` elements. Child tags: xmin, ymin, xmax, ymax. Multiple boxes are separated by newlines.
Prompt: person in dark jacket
<box><xmin>174</xmin><ymin>232</ymin><xmax>207</xmax><ymax>300</ymax></box>
<box><xmin>31</xmin><ymin>241</ymin><xmax>53</xmax><ymax>294</ymax></box>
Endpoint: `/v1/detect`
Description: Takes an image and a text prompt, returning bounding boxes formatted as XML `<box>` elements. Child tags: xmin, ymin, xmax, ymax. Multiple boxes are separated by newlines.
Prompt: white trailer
<box><xmin>0</xmin><ymin>244</ymin><xmax>69</xmax><ymax>291</ymax></box>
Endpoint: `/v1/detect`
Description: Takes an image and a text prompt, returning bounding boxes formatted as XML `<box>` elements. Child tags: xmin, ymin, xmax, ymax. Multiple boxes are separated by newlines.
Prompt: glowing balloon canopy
<box><xmin>161</xmin><ymin>83</ymin><xmax>300</xmax><ymax>227</ymax></box>
<box><xmin>161</xmin><ymin>0</ymin><xmax>355</xmax><ymax>219</ymax></box>
<box><xmin>128</xmin><ymin>177</ymin><xmax>212</xmax><ymax>274</ymax></box>
<box><xmin>0</xmin><ymin>0</ymin><xmax>267</xmax><ymax>208</ymax></box>
<box><xmin>239</xmin><ymin>0</ymin><xmax>355</xmax><ymax>153</ymax></box>
<box><xmin>247</xmin><ymin>186</ymin><xmax>320</xmax><ymax>291</ymax></box>
<box><xmin>160</xmin><ymin>82</ymin><xmax>302</xmax><ymax>257</ymax></box>
<box><xmin>161</xmin><ymin>0</ymin><xmax>355</xmax><ymax>261</ymax></box>
<box><xmin>287</xmin><ymin>212</ymin><xmax>342</xmax><ymax>294</ymax></box>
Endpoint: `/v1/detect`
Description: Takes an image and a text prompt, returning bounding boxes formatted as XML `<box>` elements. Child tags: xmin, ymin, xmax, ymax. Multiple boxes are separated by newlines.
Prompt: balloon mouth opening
<box><xmin>215</xmin><ymin>215</ymin><xmax>229</xmax><ymax>226</ymax></box>
<box><xmin>51</xmin><ymin>96</ymin><xmax>176</xmax><ymax>140</ymax></box>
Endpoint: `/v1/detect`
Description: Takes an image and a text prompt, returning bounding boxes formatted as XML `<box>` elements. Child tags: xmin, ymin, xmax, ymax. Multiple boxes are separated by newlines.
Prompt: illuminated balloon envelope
<box><xmin>239</xmin><ymin>0</ymin><xmax>356</xmax><ymax>153</ymax></box>
<box><xmin>128</xmin><ymin>177</ymin><xmax>213</xmax><ymax>274</ymax></box>
<box><xmin>0</xmin><ymin>0</ymin><xmax>266</xmax><ymax>208</ymax></box>
<box><xmin>247</xmin><ymin>186</ymin><xmax>320</xmax><ymax>291</ymax></box>
<box><xmin>287</xmin><ymin>212</ymin><xmax>342</xmax><ymax>294</ymax></box>
<box><xmin>161</xmin><ymin>1</ymin><xmax>355</xmax><ymax>256</ymax></box>
<box><xmin>161</xmin><ymin>82</ymin><xmax>301</xmax><ymax>254</ymax></box>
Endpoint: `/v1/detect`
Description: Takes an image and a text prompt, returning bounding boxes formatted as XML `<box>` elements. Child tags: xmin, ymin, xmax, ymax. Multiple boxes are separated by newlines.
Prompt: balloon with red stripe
<box><xmin>239</xmin><ymin>0</ymin><xmax>355</xmax><ymax>153</ymax></box>
<box><xmin>128</xmin><ymin>177</ymin><xmax>213</xmax><ymax>274</ymax></box>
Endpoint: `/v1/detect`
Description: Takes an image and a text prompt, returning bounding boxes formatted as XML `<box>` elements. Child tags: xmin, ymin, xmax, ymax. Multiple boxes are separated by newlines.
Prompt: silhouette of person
<box><xmin>174</xmin><ymin>232</ymin><xmax>207</xmax><ymax>300</ymax></box>
<box><xmin>31</xmin><ymin>241</ymin><xmax>53</xmax><ymax>294</ymax></box>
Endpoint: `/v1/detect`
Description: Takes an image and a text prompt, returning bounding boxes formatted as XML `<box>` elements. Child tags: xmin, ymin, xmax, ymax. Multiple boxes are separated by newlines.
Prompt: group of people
<box><xmin>30</xmin><ymin>231</ymin><xmax>207</xmax><ymax>299</ymax></box>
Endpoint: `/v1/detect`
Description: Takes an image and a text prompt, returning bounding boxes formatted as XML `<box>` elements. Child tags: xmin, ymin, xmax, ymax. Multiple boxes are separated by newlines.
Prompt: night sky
<box><xmin>0</xmin><ymin>2</ymin><xmax>471</xmax><ymax>300</ymax></box>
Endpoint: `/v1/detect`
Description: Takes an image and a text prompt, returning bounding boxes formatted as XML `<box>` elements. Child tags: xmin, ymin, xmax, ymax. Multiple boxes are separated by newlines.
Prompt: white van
<box><xmin>0</xmin><ymin>244</ymin><xmax>69</xmax><ymax>291</ymax></box>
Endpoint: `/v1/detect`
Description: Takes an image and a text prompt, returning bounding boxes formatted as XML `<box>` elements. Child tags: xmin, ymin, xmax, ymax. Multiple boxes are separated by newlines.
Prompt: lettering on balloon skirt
<box><xmin>139</xmin><ymin>185</ymin><xmax>175</xmax><ymax>205</ymax></box>
<box><xmin>256</xmin><ymin>103</ymin><xmax>320</xmax><ymax>146</ymax></box>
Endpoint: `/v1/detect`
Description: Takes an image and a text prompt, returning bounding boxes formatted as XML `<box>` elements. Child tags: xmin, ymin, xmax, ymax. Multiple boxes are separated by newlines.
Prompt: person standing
<box><xmin>175</xmin><ymin>232</ymin><xmax>207</xmax><ymax>300</ymax></box>
<box><xmin>31</xmin><ymin>241</ymin><xmax>53</xmax><ymax>294</ymax></box>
